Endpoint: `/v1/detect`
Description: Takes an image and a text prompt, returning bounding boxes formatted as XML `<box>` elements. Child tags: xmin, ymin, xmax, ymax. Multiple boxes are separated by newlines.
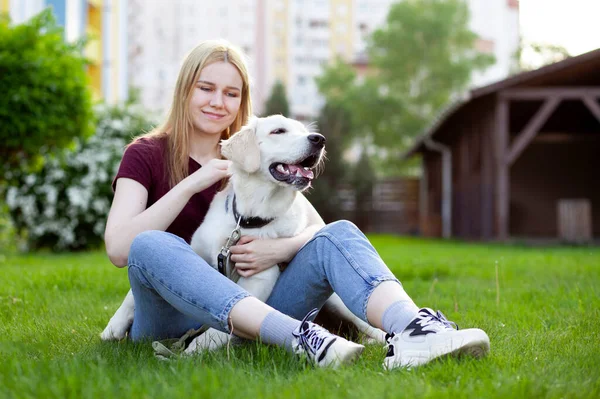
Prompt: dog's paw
<box><xmin>100</xmin><ymin>311</ymin><xmax>133</xmax><ymax>341</ymax></box>
<box><xmin>361</xmin><ymin>328</ymin><xmax>387</xmax><ymax>345</ymax></box>
<box><xmin>183</xmin><ymin>329</ymin><xmax>231</xmax><ymax>355</ymax></box>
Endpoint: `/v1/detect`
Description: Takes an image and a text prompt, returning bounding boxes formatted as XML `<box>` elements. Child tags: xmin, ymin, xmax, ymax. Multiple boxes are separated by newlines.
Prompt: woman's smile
<box><xmin>202</xmin><ymin>111</ymin><xmax>227</xmax><ymax>120</ymax></box>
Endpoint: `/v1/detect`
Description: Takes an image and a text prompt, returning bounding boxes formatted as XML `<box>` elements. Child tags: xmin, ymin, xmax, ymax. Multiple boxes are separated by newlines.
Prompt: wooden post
<box><xmin>481</xmin><ymin>113</ymin><xmax>494</xmax><ymax>240</ymax></box>
<box><xmin>424</xmin><ymin>139</ymin><xmax>452</xmax><ymax>239</ymax></box>
<box><xmin>495</xmin><ymin>97</ymin><xmax>509</xmax><ymax>241</ymax></box>
<box><xmin>441</xmin><ymin>150</ymin><xmax>452</xmax><ymax>239</ymax></box>
<box><xmin>419</xmin><ymin>157</ymin><xmax>429</xmax><ymax>236</ymax></box>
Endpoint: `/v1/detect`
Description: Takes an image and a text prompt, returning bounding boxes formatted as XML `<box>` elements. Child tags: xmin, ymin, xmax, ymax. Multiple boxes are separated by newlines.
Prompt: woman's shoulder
<box><xmin>125</xmin><ymin>135</ymin><xmax>168</xmax><ymax>158</ymax></box>
<box><xmin>129</xmin><ymin>135</ymin><xmax>167</xmax><ymax>150</ymax></box>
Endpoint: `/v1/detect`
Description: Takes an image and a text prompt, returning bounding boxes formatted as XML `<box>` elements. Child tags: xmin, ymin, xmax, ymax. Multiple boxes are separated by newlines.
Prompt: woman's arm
<box><xmin>105</xmin><ymin>159</ymin><xmax>231</xmax><ymax>267</ymax></box>
<box><xmin>230</xmin><ymin>193</ymin><xmax>325</xmax><ymax>277</ymax></box>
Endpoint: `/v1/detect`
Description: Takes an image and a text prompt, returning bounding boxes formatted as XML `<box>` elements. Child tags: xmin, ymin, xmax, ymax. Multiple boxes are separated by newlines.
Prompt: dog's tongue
<box><xmin>288</xmin><ymin>164</ymin><xmax>314</xmax><ymax>179</ymax></box>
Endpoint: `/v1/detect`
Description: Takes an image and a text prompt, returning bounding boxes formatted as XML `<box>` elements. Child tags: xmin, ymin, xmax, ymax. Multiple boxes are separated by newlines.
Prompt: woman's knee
<box><xmin>130</xmin><ymin>230</ymin><xmax>165</xmax><ymax>255</ymax></box>
<box><xmin>129</xmin><ymin>230</ymin><xmax>185</xmax><ymax>263</ymax></box>
<box><xmin>318</xmin><ymin>220</ymin><xmax>363</xmax><ymax>238</ymax></box>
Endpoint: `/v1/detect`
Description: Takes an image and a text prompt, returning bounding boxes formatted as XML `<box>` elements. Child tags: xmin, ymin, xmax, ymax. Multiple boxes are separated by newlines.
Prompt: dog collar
<box><xmin>230</xmin><ymin>195</ymin><xmax>275</xmax><ymax>229</ymax></box>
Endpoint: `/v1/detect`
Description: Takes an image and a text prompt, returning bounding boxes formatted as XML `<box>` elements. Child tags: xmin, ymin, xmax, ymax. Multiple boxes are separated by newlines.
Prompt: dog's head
<box><xmin>221</xmin><ymin>115</ymin><xmax>325</xmax><ymax>191</ymax></box>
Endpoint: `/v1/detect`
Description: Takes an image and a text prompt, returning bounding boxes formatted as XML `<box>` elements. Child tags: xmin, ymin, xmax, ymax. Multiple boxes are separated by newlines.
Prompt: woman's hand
<box><xmin>184</xmin><ymin>159</ymin><xmax>232</xmax><ymax>194</ymax></box>
<box><xmin>229</xmin><ymin>236</ymin><xmax>291</xmax><ymax>278</ymax></box>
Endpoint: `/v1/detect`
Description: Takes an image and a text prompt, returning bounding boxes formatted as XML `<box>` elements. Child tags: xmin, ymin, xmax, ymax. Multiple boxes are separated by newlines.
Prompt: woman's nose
<box><xmin>210</xmin><ymin>92</ymin><xmax>224</xmax><ymax>108</ymax></box>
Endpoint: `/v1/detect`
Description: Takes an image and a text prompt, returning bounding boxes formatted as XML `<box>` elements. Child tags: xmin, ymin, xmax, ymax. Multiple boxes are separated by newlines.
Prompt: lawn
<box><xmin>1</xmin><ymin>236</ymin><xmax>599</xmax><ymax>398</ymax></box>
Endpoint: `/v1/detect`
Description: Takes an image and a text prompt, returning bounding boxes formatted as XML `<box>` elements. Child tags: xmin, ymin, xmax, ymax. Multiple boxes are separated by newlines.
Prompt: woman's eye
<box><xmin>200</xmin><ymin>86</ymin><xmax>212</xmax><ymax>92</ymax></box>
<box><xmin>226</xmin><ymin>92</ymin><xmax>239</xmax><ymax>98</ymax></box>
<box><xmin>270</xmin><ymin>128</ymin><xmax>287</xmax><ymax>135</ymax></box>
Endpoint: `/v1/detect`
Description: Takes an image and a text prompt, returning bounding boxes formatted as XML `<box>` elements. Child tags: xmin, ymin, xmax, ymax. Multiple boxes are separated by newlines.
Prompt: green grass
<box><xmin>1</xmin><ymin>237</ymin><xmax>599</xmax><ymax>398</ymax></box>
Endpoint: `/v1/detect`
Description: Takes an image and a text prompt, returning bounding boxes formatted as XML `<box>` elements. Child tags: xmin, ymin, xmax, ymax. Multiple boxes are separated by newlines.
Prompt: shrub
<box><xmin>3</xmin><ymin>103</ymin><xmax>153</xmax><ymax>251</ymax></box>
<box><xmin>0</xmin><ymin>9</ymin><xmax>94</xmax><ymax>180</ymax></box>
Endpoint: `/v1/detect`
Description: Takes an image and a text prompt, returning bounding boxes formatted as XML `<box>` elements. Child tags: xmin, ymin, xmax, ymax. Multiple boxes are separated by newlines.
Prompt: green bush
<box><xmin>0</xmin><ymin>9</ymin><xmax>94</xmax><ymax>178</ymax></box>
<box><xmin>3</xmin><ymin>103</ymin><xmax>153</xmax><ymax>251</ymax></box>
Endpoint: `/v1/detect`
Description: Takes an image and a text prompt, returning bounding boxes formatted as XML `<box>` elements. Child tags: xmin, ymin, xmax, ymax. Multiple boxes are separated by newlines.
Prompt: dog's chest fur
<box><xmin>190</xmin><ymin>184</ymin><xmax>308</xmax><ymax>274</ymax></box>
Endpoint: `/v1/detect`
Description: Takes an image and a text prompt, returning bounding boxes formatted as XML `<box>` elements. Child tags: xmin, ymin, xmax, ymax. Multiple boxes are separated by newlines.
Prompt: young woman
<box><xmin>104</xmin><ymin>39</ymin><xmax>490</xmax><ymax>369</ymax></box>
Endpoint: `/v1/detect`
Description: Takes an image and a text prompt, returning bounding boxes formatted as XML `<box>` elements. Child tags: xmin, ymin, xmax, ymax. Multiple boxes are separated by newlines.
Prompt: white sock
<box><xmin>382</xmin><ymin>300</ymin><xmax>419</xmax><ymax>334</ymax></box>
<box><xmin>259</xmin><ymin>311</ymin><xmax>301</xmax><ymax>351</ymax></box>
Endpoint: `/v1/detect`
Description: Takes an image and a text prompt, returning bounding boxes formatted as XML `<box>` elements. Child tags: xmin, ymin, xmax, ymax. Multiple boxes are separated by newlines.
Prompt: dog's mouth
<box><xmin>269</xmin><ymin>153</ymin><xmax>320</xmax><ymax>189</ymax></box>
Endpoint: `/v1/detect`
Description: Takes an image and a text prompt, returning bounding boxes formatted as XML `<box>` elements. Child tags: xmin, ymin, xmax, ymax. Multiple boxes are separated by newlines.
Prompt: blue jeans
<box><xmin>128</xmin><ymin>220</ymin><xmax>399</xmax><ymax>341</ymax></box>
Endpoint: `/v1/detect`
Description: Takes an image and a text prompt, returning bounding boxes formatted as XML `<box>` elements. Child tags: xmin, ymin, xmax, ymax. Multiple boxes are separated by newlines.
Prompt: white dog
<box><xmin>101</xmin><ymin>115</ymin><xmax>386</xmax><ymax>353</ymax></box>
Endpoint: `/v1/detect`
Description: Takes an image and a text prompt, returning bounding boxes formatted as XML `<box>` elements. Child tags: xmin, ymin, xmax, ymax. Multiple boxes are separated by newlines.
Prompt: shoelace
<box><xmin>419</xmin><ymin>309</ymin><xmax>459</xmax><ymax>330</ymax></box>
<box><xmin>293</xmin><ymin>308</ymin><xmax>329</xmax><ymax>355</ymax></box>
<box><xmin>384</xmin><ymin>309</ymin><xmax>459</xmax><ymax>355</ymax></box>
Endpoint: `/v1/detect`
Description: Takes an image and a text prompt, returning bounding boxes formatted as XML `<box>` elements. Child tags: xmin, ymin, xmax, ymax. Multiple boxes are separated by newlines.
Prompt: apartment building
<box><xmin>127</xmin><ymin>0</ymin><xmax>258</xmax><ymax>114</ymax></box>
<box><xmin>126</xmin><ymin>0</ymin><xmax>519</xmax><ymax>117</ymax></box>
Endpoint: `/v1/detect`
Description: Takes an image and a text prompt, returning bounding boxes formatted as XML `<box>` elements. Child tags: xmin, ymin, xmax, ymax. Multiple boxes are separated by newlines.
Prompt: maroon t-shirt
<box><xmin>112</xmin><ymin>136</ymin><xmax>220</xmax><ymax>243</ymax></box>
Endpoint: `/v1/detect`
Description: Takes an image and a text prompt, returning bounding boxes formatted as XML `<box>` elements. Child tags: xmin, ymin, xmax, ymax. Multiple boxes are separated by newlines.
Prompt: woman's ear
<box><xmin>221</xmin><ymin>117</ymin><xmax>260</xmax><ymax>173</ymax></box>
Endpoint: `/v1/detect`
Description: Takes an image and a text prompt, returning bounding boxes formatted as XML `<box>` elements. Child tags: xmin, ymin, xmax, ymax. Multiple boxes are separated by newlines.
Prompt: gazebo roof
<box><xmin>402</xmin><ymin>47</ymin><xmax>600</xmax><ymax>159</ymax></box>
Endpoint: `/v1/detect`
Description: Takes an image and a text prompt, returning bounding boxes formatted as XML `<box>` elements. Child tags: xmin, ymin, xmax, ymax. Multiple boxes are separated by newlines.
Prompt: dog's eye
<box><xmin>270</xmin><ymin>128</ymin><xmax>287</xmax><ymax>135</ymax></box>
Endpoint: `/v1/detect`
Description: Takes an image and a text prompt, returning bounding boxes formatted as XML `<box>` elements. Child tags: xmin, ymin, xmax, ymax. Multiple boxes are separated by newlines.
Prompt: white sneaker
<box><xmin>292</xmin><ymin>308</ymin><xmax>365</xmax><ymax>368</ymax></box>
<box><xmin>383</xmin><ymin>308</ymin><xmax>490</xmax><ymax>370</ymax></box>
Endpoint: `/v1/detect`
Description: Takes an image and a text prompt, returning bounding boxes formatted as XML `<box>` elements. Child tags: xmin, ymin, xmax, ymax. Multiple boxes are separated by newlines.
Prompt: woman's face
<box><xmin>188</xmin><ymin>61</ymin><xmax>243</xmax><ymax>137</ymax></box>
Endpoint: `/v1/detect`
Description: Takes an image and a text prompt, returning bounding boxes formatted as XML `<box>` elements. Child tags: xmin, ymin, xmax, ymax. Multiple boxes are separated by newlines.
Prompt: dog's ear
<box><xmin>221</xmin><ymin>117</ymin><xmax>260</xmax><ymax>173</ymax></box>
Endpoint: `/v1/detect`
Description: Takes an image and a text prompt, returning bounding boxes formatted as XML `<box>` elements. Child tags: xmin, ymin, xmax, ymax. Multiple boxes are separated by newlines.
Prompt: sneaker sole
<box><xmin>385</xmin><ymin>329</ymin><xmax>490</xmax><ymax>369</ymax></box>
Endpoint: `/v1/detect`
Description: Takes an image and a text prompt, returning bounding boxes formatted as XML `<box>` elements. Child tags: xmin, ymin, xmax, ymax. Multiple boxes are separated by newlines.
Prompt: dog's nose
<box><xmin>308</xmin><ymin>134</ymin><xmax>326</xmax><ymax>148</ymax></box>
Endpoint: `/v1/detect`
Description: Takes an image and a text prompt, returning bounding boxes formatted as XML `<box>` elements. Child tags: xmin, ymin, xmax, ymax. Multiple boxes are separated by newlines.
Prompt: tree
<box><xmin>351</xmin><ymin>150</ymin><xmax>376</xmax><ymax>231</ymax></box>
<box><xmin>306</xmin><ymin>102</ymin><xmax>354</xmax><ymax>222</ymax></box>
<box><xmin>0</xmin><ymin>9</ymin><xmax>94</xmax><ymax>181</ymax></box>
<box><xmin>316</xmin><ymin>0</ymin><xmax>495</xmax><ymax>174</ymax></box>
<box><xmin>512</xmin><ymin>40</ymin><xmax>571</xmax><ymax>73</ymax></box>
<box><xmin>263</xmin><ymin>80</ymin><xmax>290</xmax><ymax>116</ymax></box>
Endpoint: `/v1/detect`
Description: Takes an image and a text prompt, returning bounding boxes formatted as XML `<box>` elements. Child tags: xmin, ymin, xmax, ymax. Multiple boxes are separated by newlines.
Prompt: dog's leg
<box><xmin>101</xmin><ymin>290</ymin><xmax>135</xmax><ymax>341</ymax></box>
<box><xmin>237</xmin><ymin>266</ymin><xmax>280</xmax><ymax>302</ymax></box>
<box><xmin>323</xmin><ymin>293</ymin><xmax>387</xmax><ymax>344</ymax></box>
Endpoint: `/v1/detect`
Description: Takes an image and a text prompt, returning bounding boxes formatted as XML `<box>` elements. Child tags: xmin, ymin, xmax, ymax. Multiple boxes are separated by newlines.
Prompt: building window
<box><xmin>507</xmin><ymin>0</ymin><xmax>519</xmax><ymax>9</ymax></box>
<box><xmin>309</xmin><ymin>19</ymin><xmax>328</xmax><ymax>28</ymax></box>
<box><xmin>475</xmin><ymin>38</ymin><xmax>495</xmax><ymax>54</ymax></box>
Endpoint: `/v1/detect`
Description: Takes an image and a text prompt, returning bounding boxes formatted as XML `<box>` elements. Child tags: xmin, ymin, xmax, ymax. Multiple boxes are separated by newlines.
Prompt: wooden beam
<box><xmin>582</xmin><ymin>95</ymin><xmax>600</xmax><ymax>122</ymax></box>
<box><xmin>507</xmin><ymin>98</ymin><xmax>561</xmax><ymax>165</ymax></box>
<box><xmin>500</xmin><ymin>87</ymin><xmax>600</xmax><ymax>100</ymax></box>
<box><xmin>534</xmin><ymin>132</ymin><xmax>600</xmax><ymax>143</ymax></box>
<box><xmin>495</xmin><ymin>98</ymin><xmax>509</xmax><ymax>241</ymax></box>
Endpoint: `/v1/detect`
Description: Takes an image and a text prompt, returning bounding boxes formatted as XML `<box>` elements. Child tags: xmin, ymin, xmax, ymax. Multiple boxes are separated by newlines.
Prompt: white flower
<box><xmin>5</xmin><ymin>187</ymin><xmax>18</xmax><ymax>209</ymax></box>
<box><xmin>25</xmin><ymin>175</ymin><xmax>36</xmax><ymax>186</ymax></box>
<box><xmin>2</xmin><ymin>103</ymin><xmax>151</xmax><ymax>250</ymax></box>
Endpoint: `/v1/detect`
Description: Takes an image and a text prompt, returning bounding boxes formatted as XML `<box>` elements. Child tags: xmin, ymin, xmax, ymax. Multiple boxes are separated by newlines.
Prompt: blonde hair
<box><xmin>137</xmin><ymin>39</ymin><xmax>252</xmax><ymax>188</ymax></box>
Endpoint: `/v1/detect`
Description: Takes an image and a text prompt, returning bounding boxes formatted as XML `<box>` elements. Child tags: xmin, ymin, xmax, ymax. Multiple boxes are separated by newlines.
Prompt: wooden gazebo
<box><xmin>404</xmin><ymin>48</ymin><xmax>600</xmax><ymax>241</ymax></box>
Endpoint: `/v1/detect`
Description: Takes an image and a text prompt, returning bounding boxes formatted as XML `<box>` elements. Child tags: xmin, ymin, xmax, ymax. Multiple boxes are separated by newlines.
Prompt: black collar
<box><xmin>231</xmin><ymin>195</ymin><xmax>274</xmax><ymax>229</ymax></box>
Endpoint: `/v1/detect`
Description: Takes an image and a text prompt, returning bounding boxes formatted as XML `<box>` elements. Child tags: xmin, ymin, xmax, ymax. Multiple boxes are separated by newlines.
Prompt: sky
<box><xmin>519</xmin><ymin>0</ymin><xmax>600</xmax><ymax>56</ymax></box>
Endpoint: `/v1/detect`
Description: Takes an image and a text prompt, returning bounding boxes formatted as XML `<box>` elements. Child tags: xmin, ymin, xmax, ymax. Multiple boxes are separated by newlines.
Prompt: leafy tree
<box><xmin>0</xmin><ymin>9</ymin><xmax>94</xmax><ymax>180</ymax></box>
<box><xmin>316</xmin><ymin>0</ymin><xmax>495</xmax><ymax>174</ymax></box>
<box><xmin>307</xmin><ymin>103</ymin><xmax>353</xmax><ymax>222</ymax></box>
<box><xmin>351</xmin><ymin>150</ymin><xmax>376</xmax><ymax>231</ymax></box>
<box><xmin>512</xmin><ymin>40</ymin><xmax>571</xmax><ymax>73</ymax></box>
<box><xmin>263</xmin><ymin>80</ymin><xmax>290</xmax><ymax>116</ymax></box>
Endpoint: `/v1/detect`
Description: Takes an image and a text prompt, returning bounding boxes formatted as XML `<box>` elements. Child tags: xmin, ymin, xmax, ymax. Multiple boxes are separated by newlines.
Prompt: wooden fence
<box><xmin>338</xmin><ymin>178</ymin><xmax>420</xmax><ymax>235</ymax></box>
